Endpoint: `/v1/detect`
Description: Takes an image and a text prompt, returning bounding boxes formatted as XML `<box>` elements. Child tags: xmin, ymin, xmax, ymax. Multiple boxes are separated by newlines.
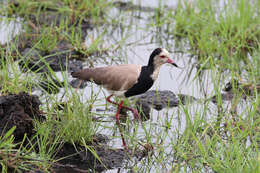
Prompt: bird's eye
<box><xmin>160</xmin><ymin>55</ymin><xmax>165</xmax><ymax>58</ymax></box>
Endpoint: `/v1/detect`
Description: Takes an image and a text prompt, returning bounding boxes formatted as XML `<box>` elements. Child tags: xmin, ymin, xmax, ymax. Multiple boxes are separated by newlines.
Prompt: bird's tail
<box><xmin>71</xmin><ymin>69</ymin><xmax>92</xmax><ymax>81</ymax></box>
<box><xmin>71</xmin><ymin>71</ymin><xmax>81</xmax><ymax>78</ymax></box>
<box><xmin>71</xmin><ymin>68</ymin><xmax>97</xmax><ymax>82</ymax></box>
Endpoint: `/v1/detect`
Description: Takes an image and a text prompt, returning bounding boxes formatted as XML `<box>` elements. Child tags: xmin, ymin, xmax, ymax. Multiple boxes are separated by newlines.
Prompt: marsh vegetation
<box><xmin>0</xmin><ymin>0</ymin><xmax>259</xmax><ymax>172</ymax></box>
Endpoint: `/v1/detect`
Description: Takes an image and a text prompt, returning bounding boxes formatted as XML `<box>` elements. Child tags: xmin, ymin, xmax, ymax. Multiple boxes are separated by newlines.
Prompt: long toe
<box><xmin>132</xmin><ymin>109</ymin><xmax>141</xmax><ymax>120</ymax></box>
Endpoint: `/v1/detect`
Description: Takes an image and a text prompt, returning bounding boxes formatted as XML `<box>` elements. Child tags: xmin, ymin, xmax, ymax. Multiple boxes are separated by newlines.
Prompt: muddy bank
<box><xmin>0</xmin><ymin>92</ymin><xmax>150</xmax><ymax>172</ymax></box>
<box><xmin>54</xmin><ymin>141</ymin><xmax>151</xmax><ymax>173</ymax></box>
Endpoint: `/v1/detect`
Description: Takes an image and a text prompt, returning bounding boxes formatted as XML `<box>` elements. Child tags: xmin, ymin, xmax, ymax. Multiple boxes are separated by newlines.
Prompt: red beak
<box><xmin>167</xmin><ymin>58</ymin><xmax>178</xmax><ymax>67</ymax></box>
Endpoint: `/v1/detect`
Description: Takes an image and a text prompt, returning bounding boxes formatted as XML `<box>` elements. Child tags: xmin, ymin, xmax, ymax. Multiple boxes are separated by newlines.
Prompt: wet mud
<box><xmin>0</xmin><ymin>92</ymin><xmax>43</xmax><ymax>142</ymax></box>
<box><xmin>54</xmin><ymin>140</ymin><xmax>152</xmax><ymax>173</ymax></box>
<box><xmin>55</xmin><ymin>142</ymin><xmax>127</xmax><ymax>172</ymax></box>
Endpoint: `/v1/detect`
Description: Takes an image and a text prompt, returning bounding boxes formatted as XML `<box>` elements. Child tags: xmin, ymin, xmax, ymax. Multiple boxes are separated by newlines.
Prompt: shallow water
<box><xmin>76</xmin><ymin>1</ymin><xmax>218</xmax><ymax>172</ymax></box>
<box><xmin>0</xmin><ymin>16</ymin><xmax>22</xmax><ymax>44</ymax></box>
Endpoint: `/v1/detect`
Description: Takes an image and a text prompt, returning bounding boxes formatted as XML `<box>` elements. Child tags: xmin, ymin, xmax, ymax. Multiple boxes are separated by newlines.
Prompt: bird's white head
<box><xmin>148</xmin><ymin>48</ymin><xmax>178</xmax><ymax>68</ymax></box>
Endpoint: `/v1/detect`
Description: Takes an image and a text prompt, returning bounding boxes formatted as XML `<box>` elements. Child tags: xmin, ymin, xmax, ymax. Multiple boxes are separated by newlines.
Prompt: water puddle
<box><xmin>0</xmin><ymin>16</ymin><xmax>22</xmax><ymax>45</ymax></box>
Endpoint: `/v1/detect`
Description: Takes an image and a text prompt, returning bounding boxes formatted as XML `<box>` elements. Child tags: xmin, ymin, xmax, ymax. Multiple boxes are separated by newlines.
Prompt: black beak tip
<box><xmin>172</xmin><ymin>62</ymin><xmax>184</xmax><ymax>69</ymax></box>
<box><xmin>172</xmin><ymin>62</ymin><xmax>179</xmax><ymax>68</ymax></box>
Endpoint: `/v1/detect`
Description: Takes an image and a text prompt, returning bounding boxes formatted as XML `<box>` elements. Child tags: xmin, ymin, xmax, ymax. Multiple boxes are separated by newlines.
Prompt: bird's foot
<box><xmin>123</xmin><ymin>144</ymin><xmax>129</xmax><ymax>151</ymax></box>
<box><xmin>131</xmin><ymin>109</ymin><xmax>141</xmax><ymax>120</ymax></box>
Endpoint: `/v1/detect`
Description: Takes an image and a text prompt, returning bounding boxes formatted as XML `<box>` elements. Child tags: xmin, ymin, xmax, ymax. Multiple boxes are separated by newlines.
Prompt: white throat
<box><xmin>150</xmin><ymin>65</ymin><xmax>162</xmax><ymax>81</ymax></box>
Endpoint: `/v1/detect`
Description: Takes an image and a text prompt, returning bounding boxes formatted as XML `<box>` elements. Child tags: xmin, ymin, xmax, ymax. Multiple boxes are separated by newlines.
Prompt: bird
<box><xmin>71</xmin><ymin>48</ymin><xmax>179</xmax><ymax>150</ymax></box>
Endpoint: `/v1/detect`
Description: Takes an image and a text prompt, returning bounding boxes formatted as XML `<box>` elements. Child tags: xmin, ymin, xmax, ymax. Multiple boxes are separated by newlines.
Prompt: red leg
<box><xmin>115</xmin><ymin>100</ymin><xmax>128</xmax><ymax>150</ymax></box>
<box><xmin>106</xmin><ymin>95</ymin><xmax>140</xmax><ymax>120</ymax></box>
<box><xmin>106</xmin><ymin>94</ymin><xmax>118</xmax><ymax>105</ymax></box>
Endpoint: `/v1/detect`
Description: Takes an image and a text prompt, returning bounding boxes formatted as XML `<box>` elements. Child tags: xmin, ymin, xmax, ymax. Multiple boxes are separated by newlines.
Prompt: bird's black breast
<box><xmin>124</xmin><ymin>66</ymin><xmax>154</xmax><ymax>98</ymax></box>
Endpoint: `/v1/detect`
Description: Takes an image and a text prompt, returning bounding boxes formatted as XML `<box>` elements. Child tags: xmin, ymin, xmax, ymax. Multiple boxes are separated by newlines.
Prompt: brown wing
<box><xmin>71</xmin><ymin>64</ymin><xmax>142</xmax><ymax>91</ymax></box>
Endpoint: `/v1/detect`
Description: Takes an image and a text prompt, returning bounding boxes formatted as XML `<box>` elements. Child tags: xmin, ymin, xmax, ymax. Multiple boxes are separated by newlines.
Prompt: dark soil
<box><xmin>0</xmin><ymin>92</ymin><xmax>43</xmax><ymax>142</ymax></box>
<box><xmin>54</xmin><ymin>142</ymin><xmax>127</xmax><ymax>172</ymax></box>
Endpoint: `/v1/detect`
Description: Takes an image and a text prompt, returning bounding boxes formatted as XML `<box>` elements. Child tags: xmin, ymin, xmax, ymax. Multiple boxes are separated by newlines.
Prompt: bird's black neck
<box><xmin>124</xmin><ymin>65</ymin><xmax>155</xmax><ymax>98</ymax></box>
<box><xmin>141</xmin><ymin>65</ymin><xmax>155</xmax><ymax>77</ymax></box>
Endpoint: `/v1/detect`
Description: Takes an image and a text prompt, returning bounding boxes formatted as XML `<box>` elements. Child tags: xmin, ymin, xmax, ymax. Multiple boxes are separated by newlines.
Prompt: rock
<box><xmin>135</xmin><ymin>99</ymin><xmax>151</xmax><ymax>121</ymax></box>
<box><xmin>70</xmin><ymin>79</ymin><xmax>88</xmax><ymax>89</ymax></box>
<box><xmin>177</xmin><ymin>94</ymin><xmax>198</xmax><ymax>105</ymax></box>
<box><xmin>210</xmin><ymin>79</ymin><xmax>260</xmax><ymax>104</ymax></box>
<box><xmin>136</xmin><ymin>90</ymin><xmax>197</xmax><ymax>111</ymax></box>
<box><xmin>223</xmin><ymin>79</ymin><xmax>260</xmax><ymax>95</ymax></box>
<box><xmin>210</xmin><ymin>93</ymin><xmax>234</xmax><ymax>104</ymax></box>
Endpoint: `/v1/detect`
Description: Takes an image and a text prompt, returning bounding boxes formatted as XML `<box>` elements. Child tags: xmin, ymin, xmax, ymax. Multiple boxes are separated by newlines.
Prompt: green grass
<box><xmin>172</xmin><ymin>0</ymin><xmax>260</xmax><ymax>68</ymax></box>
<box><xmin>2</xmin><ymin>0</ymin><xmax>110</xmax><ymax>21</ymax></box>
<box><xmin>0</xmin><ymin>0</ymin><xmax>260</xmax><ymax>172</ymax></box>
<box><xmin>0</xmin><ymin>127</ymin><xmax>53</xmax><ymax>172</ymax></box>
